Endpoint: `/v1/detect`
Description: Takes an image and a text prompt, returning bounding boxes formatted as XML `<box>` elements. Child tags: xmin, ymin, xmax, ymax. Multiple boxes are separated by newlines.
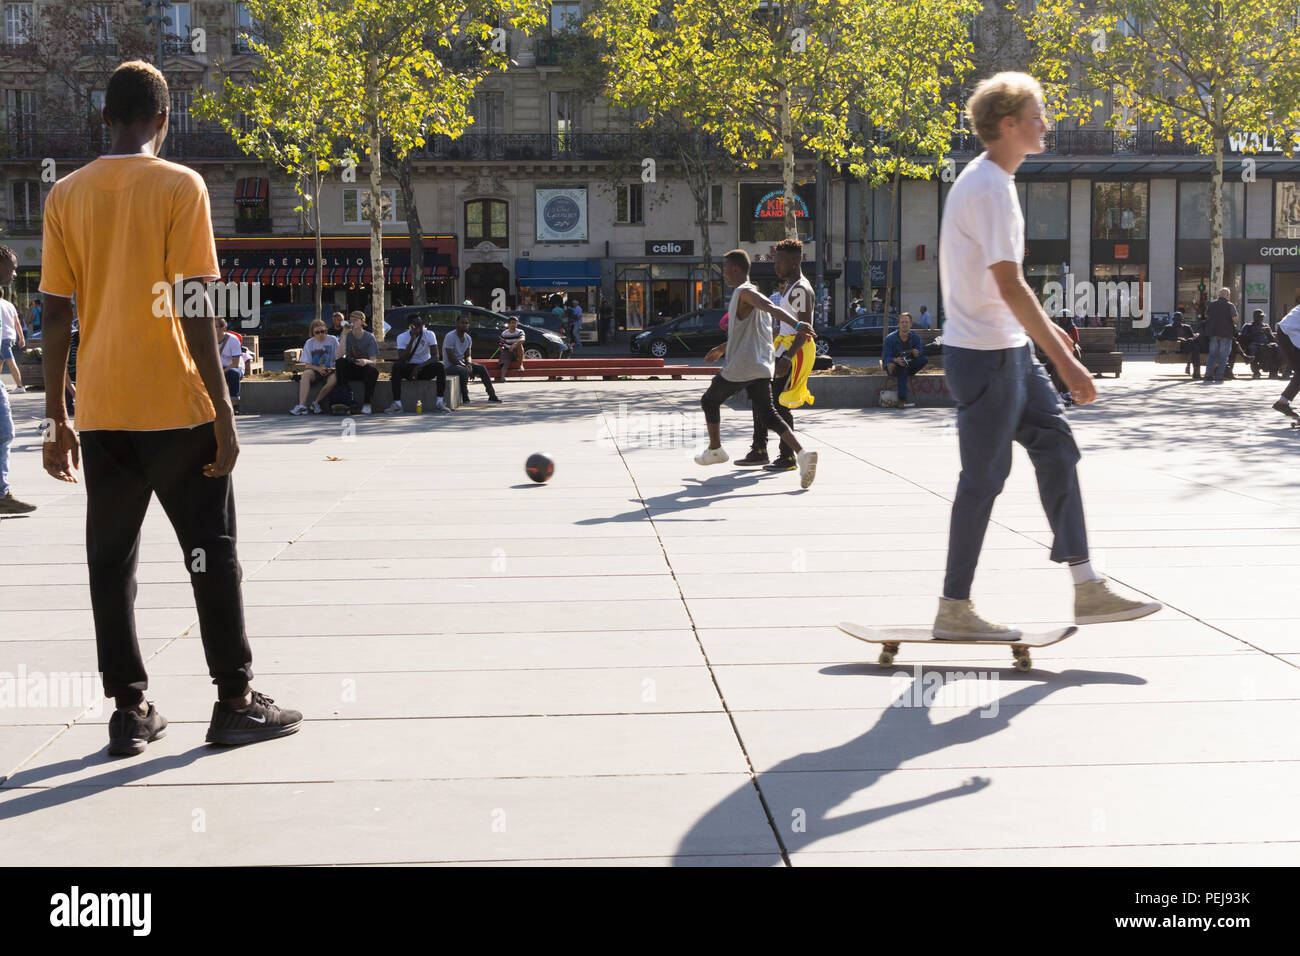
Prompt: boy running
<box><xmin>697</xmin><ymin>249</ymin><xmax>818</xmax><ymax>489</ymax></box>
<box><xmin>934</xmin><ymin>72</ymin><xmax>1160</xmax><ymax>638</ymax></box>
<box><xmin>40</xmin><ymin>61</ymin><xmax>301</xmax><ymax>755</ymax></box>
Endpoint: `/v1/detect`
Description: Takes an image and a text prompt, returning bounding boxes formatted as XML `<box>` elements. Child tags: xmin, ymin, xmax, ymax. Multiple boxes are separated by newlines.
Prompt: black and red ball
<box><xmin>525</xmin><ymin>452</ymin><xmax>555</xmax><ymax>483</ymax></box>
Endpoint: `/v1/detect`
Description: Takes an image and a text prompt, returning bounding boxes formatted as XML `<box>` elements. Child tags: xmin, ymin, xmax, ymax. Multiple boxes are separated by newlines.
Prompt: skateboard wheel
<box><xmin>878</xmin><ymin>652</ymin><xmax>895</xmax><ymax>667</ymax></box>
<box><xmin>1014</xmin><ymin>657</ymin><xmax>1032</xmax><ymax>672</ymax></box>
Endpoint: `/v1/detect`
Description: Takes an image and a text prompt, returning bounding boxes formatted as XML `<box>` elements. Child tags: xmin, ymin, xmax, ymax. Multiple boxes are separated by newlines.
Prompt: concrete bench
<box><xmin>238</xmin><ymin>375</ymin><xmax>465</xmax><ymax>415</ymax></box>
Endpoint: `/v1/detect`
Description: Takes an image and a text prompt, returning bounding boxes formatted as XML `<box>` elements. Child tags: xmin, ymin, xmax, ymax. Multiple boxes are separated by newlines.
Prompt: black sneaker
<box><xmin>108</xmin><ymin>703</ymin><xmax>167</xmax><ymax>757</ymax></box>
<box><xmin>488</xmin><ymin>396</ymin><xmax>503</xmax><ymax>403</ymax></box>
<box><xmin>763</xmin><ymin>456</ymin><xmax>797</xmax><ymax>472</ymax></box>
<box><xmin>1273</xmin><ymin>399</ymin><xmax>1300</xmax><ymax>420</ymax></box>
<box><xmin>0</xmin><ymin>492</ymin><xmax>37</xmax><ymax>515</ymax></box>
<box><xmin>736</xmin><ymin>450</ymin><xmax>770</xmax><ymax>466</ymax></box>
<box><xmin>206</xmin><ymin>691</ymin><xmax>303</xmax><ymax>746</ymax></box>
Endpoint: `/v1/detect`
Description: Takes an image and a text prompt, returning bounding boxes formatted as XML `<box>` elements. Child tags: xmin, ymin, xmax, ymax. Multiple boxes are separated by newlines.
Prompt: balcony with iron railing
<box><xmin>0</xmin><ymin>124</ymin><xmax>247</xmax><ymax>160</ymax></box>
<box><xmin>948</xmin><ymin>128</ymin><xmax>1202</xmax><ymax>156</ymax></box>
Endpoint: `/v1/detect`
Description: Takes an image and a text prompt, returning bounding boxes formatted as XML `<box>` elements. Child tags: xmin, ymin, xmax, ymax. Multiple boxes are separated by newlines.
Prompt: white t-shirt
<box><xmin>301</xmin><ymin>333</ymin><xmax>339</xmax><ymax>369</ymax></box>
<box><xmin>443</xmin><ymin>329</ymin><xmax>473</xmax><ymax>364</ymax></box>
<box><xmin>395</xmin><ymin>328</ymin><xmax>437</xmax><ymax>364</ymax></box>
<box><xmin>218</xmin><ymin>332</ymin><xmax>242</xmax><ymax>369</ymax></box>
<box><xmin>1279</xmin><ymin>304</ymin><xmax>1300</xmax><ymax>348</ymax></box>
<box><xmin>0</xmin><ymin>299</ymin><xmax>17</xmax><ymax>343</ymax></box>
<box><xmin>938</xmin><ymin>152</ymin><xmax>1029</xmax><ymax>350</ymax></box>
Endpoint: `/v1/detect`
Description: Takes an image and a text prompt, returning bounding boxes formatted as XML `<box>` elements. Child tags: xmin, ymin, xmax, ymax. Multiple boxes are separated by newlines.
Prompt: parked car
<box><xmin>386</xmin><ymin>304</ymin><xmax>570</xmax><ymax>359</ymax></box>
<box><xmin>813</xmin><ymin>312</ymin><xmax>901</xmax><ymax>355</ymax></box>
<box><xmin>504</xmin><ymin>310</ymin><xmax>568</xmax><ymax>337</ymax></box>
<box><xmin>245</xmin><ymin>302</ymin><xmax>323</xmax><ymax>353</ymax></box>
<box><xmin>630</xmin><ymin>309</ymin><xmax>726</xmax><ymax>357</ymax></box>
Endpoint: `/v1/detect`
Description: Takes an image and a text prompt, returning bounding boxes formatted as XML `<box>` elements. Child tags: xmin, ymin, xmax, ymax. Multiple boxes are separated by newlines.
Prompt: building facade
<box><xmin>3</xmin><ymin>0</ymin><xmax>1299</xmax><ymax>338</ymax></box>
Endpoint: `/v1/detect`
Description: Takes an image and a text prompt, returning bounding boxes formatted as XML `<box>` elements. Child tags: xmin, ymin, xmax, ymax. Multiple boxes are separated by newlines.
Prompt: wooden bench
<box><xmin>242</xmin><ymin>334</ymin><xmax>264</xmax><ymax>376</ymax></box>
<box><xmin>1077</xmin><ymin>327</ymin><xmax>1123</xmax><ymax>377</ymax></box>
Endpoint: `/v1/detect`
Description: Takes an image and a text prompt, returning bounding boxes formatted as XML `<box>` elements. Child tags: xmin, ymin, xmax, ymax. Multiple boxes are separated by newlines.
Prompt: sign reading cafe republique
<box><xmin>536</xmin><ymin>188</ymin><xmax>588</xmax><ymax>242</ymax></box>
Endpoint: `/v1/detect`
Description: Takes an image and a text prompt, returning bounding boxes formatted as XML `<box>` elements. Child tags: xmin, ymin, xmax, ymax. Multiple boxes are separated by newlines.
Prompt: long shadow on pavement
<box><xmin>0</xmin><ymin>743</ymin><xmax>227</xmax><ymax>822</ymax></box>
<box><xmin>673</xmin><ymin>666</ymin><xmax>1146</xmax><ymax>864</ymax></box>
<box><xmin>576</xmin><ymin>471</ymin><xmax>805</xmax><ymax>526</ymax></box>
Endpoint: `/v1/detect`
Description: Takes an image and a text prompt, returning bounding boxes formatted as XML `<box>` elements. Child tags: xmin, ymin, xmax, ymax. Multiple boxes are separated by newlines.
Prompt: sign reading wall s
<box><xmin>536</xmin><ymin>188</ymin><xmax>588</xmax><ymax>242</ymax></box>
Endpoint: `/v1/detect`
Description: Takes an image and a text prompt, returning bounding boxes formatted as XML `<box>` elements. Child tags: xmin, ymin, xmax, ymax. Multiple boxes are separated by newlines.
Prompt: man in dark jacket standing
<box><xmin>1204</xmin><ymin>288</ymin><xmax>1238</xmax><ymax>384</ymax></box>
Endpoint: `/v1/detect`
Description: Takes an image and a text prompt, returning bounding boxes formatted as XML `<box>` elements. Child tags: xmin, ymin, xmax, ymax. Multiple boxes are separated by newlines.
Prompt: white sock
<box><xmin>1069</xmin><ymin>559</ymin><xmax>1100</xmax><ymax>585</ymax></box>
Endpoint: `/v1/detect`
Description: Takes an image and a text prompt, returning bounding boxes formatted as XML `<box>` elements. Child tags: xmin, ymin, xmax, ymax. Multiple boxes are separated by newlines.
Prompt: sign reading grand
<box><xmin>738</xmin><ymin>182</ymin><xmax>816</xmax><ymax>243</ymax></box>
<box><xmin>536</xmin><ymin>188</ymin><xmax>588</xmax><ymax>242</ymax></box>
<box><xmin>645</xmin><ymin>240</ymin><xmax>694</xmax><ymax>256</ymax></box>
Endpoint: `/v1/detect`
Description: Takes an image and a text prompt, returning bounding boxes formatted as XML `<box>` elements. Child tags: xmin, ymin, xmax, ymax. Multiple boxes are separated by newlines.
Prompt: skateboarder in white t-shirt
<box><xmin>934</xmin><ymin>72</ymin><xmax>1161</xmax><ymax>639</ymax></box>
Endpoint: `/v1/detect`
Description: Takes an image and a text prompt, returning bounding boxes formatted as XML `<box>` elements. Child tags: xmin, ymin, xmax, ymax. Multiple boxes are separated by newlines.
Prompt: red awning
<box><xmin>234</xmin><ymin>177</ymin><xmax>269</xmax><ymax>206</ymax></box>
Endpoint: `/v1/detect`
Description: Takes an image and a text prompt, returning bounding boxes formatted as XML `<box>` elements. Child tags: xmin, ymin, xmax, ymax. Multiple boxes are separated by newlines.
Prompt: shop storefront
<box><xmin>1177</xmin><ymin>238</ymin><xmax>1300</xmax><ymax>324</ymax></box>
<box><xmin>843</xmin><ymin>260</ymin><xmax>900</xmax><ymax>320</ymax></box>
<box><xmin>515</xmin><ymin>258</ymin><xmax>602</xmax><ymax>337</ymax></box>
<box><xmin>615</xmin><ymin>241</ymin><xmax>724</xmax><ymax>331</ymax></box>
<box><xmin>215</xmin><ymin>235</ymin><xmax>458</xmax><ymax>314</ymax></box>
<box><xmin>1024</xmin><ymin>241</ymin><xmax>1071</xmax><ymax>299</ymax></box>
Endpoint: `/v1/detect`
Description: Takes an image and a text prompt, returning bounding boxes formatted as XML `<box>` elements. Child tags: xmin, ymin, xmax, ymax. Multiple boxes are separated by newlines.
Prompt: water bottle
<box><xmin>416</xmin><ymin>399</ymin><xmax>423</xmax><ymax>414</ymax></box>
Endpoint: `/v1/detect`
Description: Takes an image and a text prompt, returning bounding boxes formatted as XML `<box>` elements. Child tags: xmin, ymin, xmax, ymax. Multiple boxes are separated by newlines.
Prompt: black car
<box><xmin>813</xmin><ymin>312</ymin><xmax>902</xmax><ymax>355</ymax></box>
<box><xmin>244</xmin><ymin>302</ymin><xmax>324</xmax><ymax>353</ymax></box>
<box><xmin>386</xmin><ymin>304</ymin><xmax>570</xmax><ymax>359</ymax></box>
<box><xmin>504</xmin><ymin>310</ymin><xmax>568</xmax><ymax>337</ymax></box>
<box><xmin>630</xmin><ymin>309</ymin><xmax>726</xmax><ymax>357</ymax></box>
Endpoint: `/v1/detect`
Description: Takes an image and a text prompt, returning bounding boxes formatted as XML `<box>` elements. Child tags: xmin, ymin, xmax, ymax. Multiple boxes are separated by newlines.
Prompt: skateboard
<box><xmin>838</xmin><ymin>622</ymin><xmax>1079</xmax><ymax>672</ymax></box>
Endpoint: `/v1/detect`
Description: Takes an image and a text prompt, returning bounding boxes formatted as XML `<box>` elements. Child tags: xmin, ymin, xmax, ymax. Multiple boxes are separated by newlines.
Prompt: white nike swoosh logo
<box><xmin>247</xmin><ymin>715</ymin><xmax>266</xmax><ymax>724</ymax></box>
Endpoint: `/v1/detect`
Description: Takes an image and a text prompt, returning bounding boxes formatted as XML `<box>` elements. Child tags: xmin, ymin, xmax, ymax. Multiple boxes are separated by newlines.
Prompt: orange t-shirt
<box><xmin>40</xmin><ymin>154</ymin><xmax>221</xmax><ymax>431</ymax></box>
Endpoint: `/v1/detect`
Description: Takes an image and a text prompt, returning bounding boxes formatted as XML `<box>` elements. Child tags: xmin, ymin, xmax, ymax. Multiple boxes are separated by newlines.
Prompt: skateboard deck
<box><xmin>838</xmin><ymin>622</ymin><xmax>1078</xmax><ymax>671</ymax></box>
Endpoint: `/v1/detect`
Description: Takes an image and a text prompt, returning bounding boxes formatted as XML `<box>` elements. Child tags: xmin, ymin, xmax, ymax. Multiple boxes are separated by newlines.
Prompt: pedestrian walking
<box><xmin>933</xmin><ymin>71</ymin><xmax>1160</xmax><ymax>639</ymax></box>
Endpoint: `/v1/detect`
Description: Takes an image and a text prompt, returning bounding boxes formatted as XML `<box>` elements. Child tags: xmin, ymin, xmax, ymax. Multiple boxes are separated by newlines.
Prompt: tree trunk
<box><xmin>392</xmin><ymin>153</ymin><xmax>426</xmax><ymax>306</ymax></box>
<box><xmin>780</xmin><ymin>87</ymin><xmax>796</xmax><ymax>241</ymax></box>
<box><xmin>858</xmin><ymin>172</ymin><xmax>870</xmax><ymax>326</ymax></box>
<box><xmin>368</xmin><ymin>123</ymin><xmax>386</xmax><ymax>341</ymax></box>
<box><xmin>680</xmin><ymin>139</ymin><xmax>716</xmax><ymax>309</ymax></box>
<box><xmin>884</xmin><ymin>164</ymin><xmax>900</xmax><ymax>324</ymax></box>
<box><xmin>312</xmin><ymin>161</ymin><xmax>323</xmax><ymax>329</ymax></box>
<box><xmin>1210</xmin><ymin>133</ymin><xmax>1224</xmax><ymax>298</ymax></box>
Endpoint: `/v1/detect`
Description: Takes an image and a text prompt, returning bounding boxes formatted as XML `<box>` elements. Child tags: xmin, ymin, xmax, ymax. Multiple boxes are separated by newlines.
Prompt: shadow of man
<box><xmin>672</xmin><ymin>666</ymin><xmax>1146</xmax><ymax>864</ymax></box>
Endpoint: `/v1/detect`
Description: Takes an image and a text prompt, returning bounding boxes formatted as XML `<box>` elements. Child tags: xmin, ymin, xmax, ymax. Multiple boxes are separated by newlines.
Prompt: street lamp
<box><xmin>140</xmin><ymin>0</ymin><xmax>173</xmax><ymax>68</ymax></box>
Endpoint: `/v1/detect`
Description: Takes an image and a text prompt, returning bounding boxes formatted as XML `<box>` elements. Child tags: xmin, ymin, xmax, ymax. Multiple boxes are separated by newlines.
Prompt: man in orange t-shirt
<box><xmin>41</xmin><ymin>61</ymin><xmax>301</xmax><ymax>757</ymax></box>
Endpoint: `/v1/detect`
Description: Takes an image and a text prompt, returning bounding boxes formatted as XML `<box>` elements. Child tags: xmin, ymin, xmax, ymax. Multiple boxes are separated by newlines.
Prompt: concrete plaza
<box><xmin>1</xmin><ymin>357</ymin><xmax>1298</xmax><ymax>866</ymax></box>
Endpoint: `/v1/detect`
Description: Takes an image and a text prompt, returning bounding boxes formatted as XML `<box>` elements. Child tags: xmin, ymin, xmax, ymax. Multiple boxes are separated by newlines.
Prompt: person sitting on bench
<box><xmin>1158</xmin><ymin>311</ymin><xmax>1201</xmax><ymax>379</ymax></box>
<box><xmin>443</xmin><ymin>314</ymin><xmax>501</xmax><ymax>404</ymax></box>
<box><xmin>498</xmin><ymin>316</ymin><xmax>526</xmax><ymax>375</ymax></box>
<box><xmin>290</xmin><ymin>319</ymin><xmax>338</xmax><ymax>414</ymax></box>
<box><xmin>335</xmin><ymin>310</ymin><xmax>380</xmax><ymax>413</ymax></box>
<box><xmin>881</xmin><ymin>312</ymin><xmax>927</xmax><ymax>408</ymax></box>
<box><xmin>387</xmin><ymin>316</ymin><xmax>449</xmax><ymax>414</ymax></box>
<box><xmin>1243</xmin><ymin>310</ymin><xmax>1281</xmax><ymax>379</ymax></box>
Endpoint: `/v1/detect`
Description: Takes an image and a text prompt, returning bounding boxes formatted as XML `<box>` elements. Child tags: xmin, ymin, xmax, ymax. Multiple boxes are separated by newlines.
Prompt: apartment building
<box><xmin>3</xmin><ymin>0</ymin><xmax>1298</xmax><ymax>334</ymax></box>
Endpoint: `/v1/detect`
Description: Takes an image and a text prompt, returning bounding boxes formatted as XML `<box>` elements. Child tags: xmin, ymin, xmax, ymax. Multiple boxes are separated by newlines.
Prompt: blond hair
<box><xmin>967</xmin><ymin>72</ymin><xmax>1043</xmax><ymax>144</ymax></box>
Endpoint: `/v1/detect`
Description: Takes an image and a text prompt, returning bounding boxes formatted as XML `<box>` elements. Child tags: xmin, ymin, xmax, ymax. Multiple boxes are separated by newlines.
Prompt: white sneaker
<box><xmin>797</xmin><ymin>449</ymin><xmax>818</xmax><ymax>488</ymax></box>
<box><xmin>361</xmin><ymin>404</ymin><xmax>372</xmax><ymax>415</ymax></box>
<box><xmin>290</xmin><ymin>404</ymin><xmax>308</xmax><ymax>416</ymax></box>
<box><xmin>385</xmin><ymin>401</ymin><xmax>403</xmax><ymax>414</ymax></box>
<box><xmin>12</xmin><ymin>386</ymin><xmax>25</xmax><ymax>393</ymax></box>
<box><xmin>694</xmin><ymin>446</ymin><xmax>729</xmax><ymax>466</ymax></box>
<box><xmin>434</xmin><ymin>402</ymin><xmax>451</xmax><ymax>414</ymax></box>
<box><xmin>310</xmin><ymin>401</ymin><xmax>322</xmax><ymax>414</ymax></box>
